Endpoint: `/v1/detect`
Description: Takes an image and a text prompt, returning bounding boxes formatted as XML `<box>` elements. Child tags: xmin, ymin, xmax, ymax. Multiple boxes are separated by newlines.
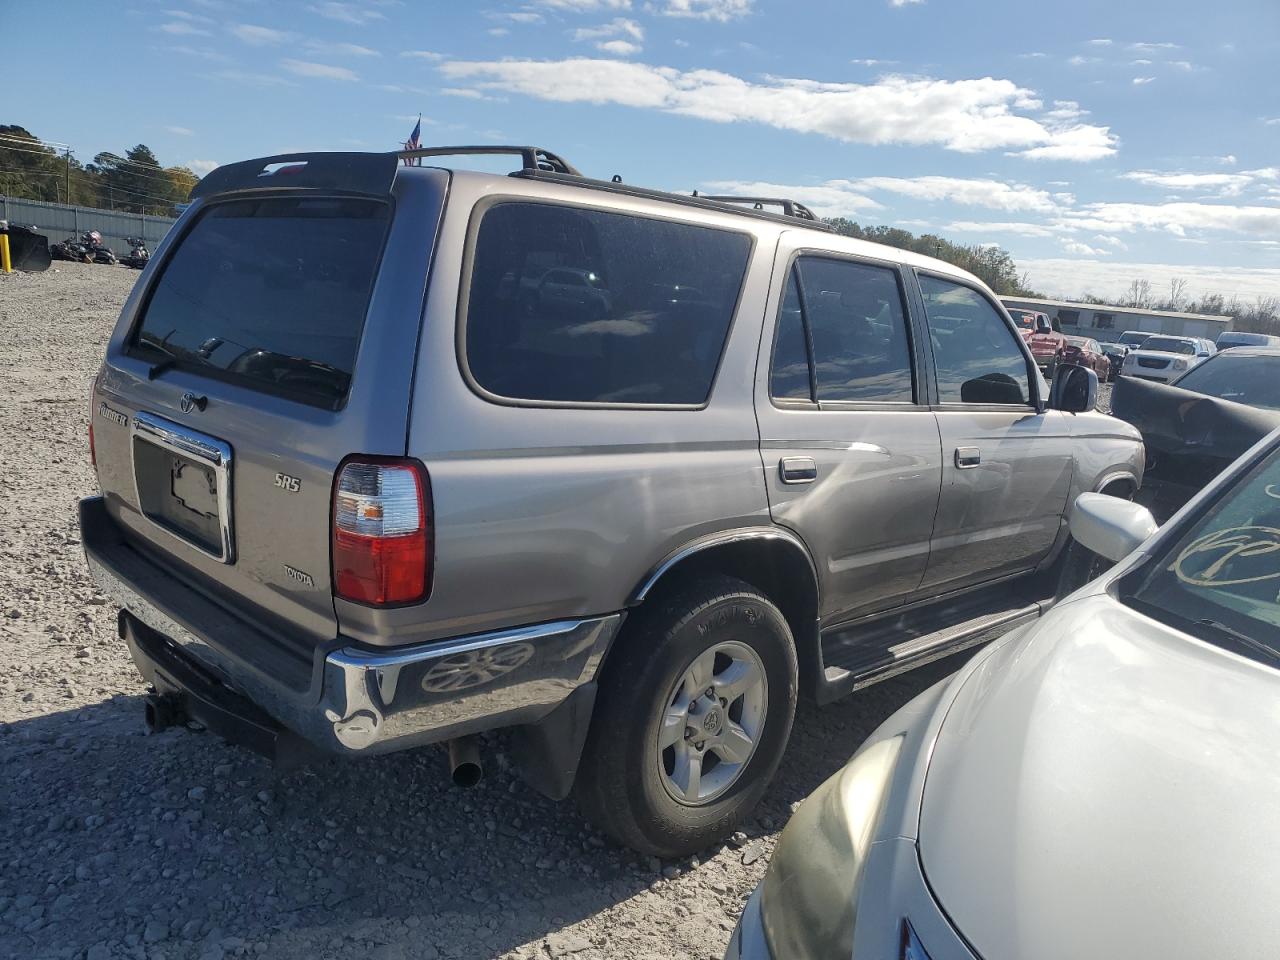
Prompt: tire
<box><xmin>575</xmin><ymin>576</ymin><xmax>798</xmax><ymax>857</ymax></box>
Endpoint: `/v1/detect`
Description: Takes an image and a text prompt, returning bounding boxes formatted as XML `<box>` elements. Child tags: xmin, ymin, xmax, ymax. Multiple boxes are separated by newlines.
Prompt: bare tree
<box><xmin>1124</xmin><ymin>278</ymin><xmax>1153</xmax><ymax>309</ymax></box>
<box><xmin>1168</xmin><ymin>277</ymin><xmax>1188</xmax><ymax>311</ymax></box>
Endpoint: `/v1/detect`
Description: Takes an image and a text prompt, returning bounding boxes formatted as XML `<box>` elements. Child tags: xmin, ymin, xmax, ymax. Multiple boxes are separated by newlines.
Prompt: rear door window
<box><xmin>464</xmin><ymin>202</ymin><xmax>752</xmax><ymax>405</ymax></box>
<box><xmin>130</xmin><ymin>196</ymin><xmax>390</xmax><ymax>410</ymax></box>
<box><xmin>920</xmin><ymin>275</ymin><xmax>1032</xmax><ymax>405</ymax></box>
<box><xmin>769</xmin><ymin>256</ymin><xmax>916</xmax><ymax>403</ymax></box>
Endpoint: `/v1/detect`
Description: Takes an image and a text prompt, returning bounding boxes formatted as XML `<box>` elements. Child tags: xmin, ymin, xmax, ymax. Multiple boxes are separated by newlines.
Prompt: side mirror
<box><xmin>1036</xmin><ymin>318</ymin><xmax>1053</xmax><ymax>334</ymax></box>
<box><xmin>1198</xmin><ymin>351</ymin><xmax>1210</xmax><ymax>358</ymax></box>
<box><xmin>1049</xmin><ymin>364</ymin><xmax>1098</xmax><ymax>412</ymax></box>
<box><xmin>1070</xmin><ymin>492</ymin><xmax>1158</xmax><ymax>563</ymax></box>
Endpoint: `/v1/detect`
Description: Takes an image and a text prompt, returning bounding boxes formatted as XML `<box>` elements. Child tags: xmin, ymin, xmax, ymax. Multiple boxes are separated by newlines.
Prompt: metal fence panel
<box><xmin>0</xmin><ymin>196</ymin><xmax>176</xmax><ymax>257</ymax></box>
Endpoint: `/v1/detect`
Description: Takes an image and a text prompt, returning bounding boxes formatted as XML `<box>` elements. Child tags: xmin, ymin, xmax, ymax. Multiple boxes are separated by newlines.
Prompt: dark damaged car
<box><xmin>1111</xmin><ymin>346</ymin><xmax>1280</xmax><ymax>520</ymax></box>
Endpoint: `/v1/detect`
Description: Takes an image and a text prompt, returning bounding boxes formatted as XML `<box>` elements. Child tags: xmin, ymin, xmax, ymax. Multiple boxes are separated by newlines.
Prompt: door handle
<box><xmin>779</xmin><ymin>457</ymin><xmax>818</xmax><ymax>484</ymax></box>
<box><xmin>955</xmin><ymin>447</ymin><xmax>981</xmax><ymax>469</ymax></box>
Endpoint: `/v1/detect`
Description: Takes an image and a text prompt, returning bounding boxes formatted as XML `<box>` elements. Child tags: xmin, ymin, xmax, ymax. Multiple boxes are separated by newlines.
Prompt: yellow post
<box><xmin>0</xmin><ymin>234</ymin><xmax>10</xmax><ymax>274</ymax></box>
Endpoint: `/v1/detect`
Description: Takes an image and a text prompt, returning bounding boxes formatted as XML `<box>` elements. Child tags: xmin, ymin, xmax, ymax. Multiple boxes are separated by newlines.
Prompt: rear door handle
<box><xmin>779</xmin><ymin>457</ymin><xmax>818</xmax><ymax>484</ymax></box>
<box><xmin>954</xmin><ymin>447</ymin><xmax>981</xmax><ymax>469</ymax></box>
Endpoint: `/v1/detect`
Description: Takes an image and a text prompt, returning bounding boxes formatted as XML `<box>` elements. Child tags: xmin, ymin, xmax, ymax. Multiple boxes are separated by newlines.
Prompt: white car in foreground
<box><xmin>1120</xmin><ymin>333</ymin><xmax>1215</xmax><ymax>383</ymax></box>
<box><xmin>727</xmin><ymin>429</ymin><xmax>1280</xmax><ymax>960</ymax></box>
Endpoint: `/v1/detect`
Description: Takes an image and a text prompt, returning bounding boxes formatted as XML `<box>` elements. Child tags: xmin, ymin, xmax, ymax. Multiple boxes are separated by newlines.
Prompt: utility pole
<box><xmin>64</xmin><ymin>147</ymin><xmax>71</xmax><ymax>203</ymax></box>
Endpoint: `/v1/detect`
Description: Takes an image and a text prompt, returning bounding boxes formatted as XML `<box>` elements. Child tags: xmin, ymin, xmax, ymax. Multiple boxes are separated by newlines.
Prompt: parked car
<box><xmin>80</xmin><ymin>147</ymin><xmax>1144</xmax><ymax>856</ymax></box>
<box><xmin>1216</xmin><ymin>330</ymin><xmax>1280</xmax><ymax>350</ymax></box>
<box><xmin>727</xmin><ymin>432</ymin><xmax>1280</xmax><ymax>960</ymax></box>
<box><xmin>1111</xmin><ymin>347</ymin><xmax>1280</xmax><ymax>520</ymax></box>
<box><xmin>1116</xmin><ymin>329</ymin><xmax>1153</xmax><ymax>349</ymax></box>
<box><xmin>1002</xmin><ymin>304</ymin><xmax>1065</xmax><ymax>378</ymax></box>
<box><xmin>1060</xmin><ymin>335</ymin><xmax>1109</xmax><ymax>380</ymax></box>
<box><xmin>1097</xmin><ymin>340</ymin><xmax>1128</xmax><ymax>382</ymax></box>
<box><xmin>1120</xmin><ymin>334</ymin><xmax>1215</xmax><ymax>383</ymax></box>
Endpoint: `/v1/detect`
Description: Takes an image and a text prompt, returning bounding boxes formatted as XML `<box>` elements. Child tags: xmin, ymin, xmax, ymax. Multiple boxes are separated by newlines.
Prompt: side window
<box><xmin>466</xmin><ymin>202</ymin><xmax>752</xmax><ymax>405</ymax></box>
<box><xmin>768</xmin><ymin>256</ymin><xmax>915</xmax><ymax>404</ymax></box>
<box><xmin>770</xmin><ymin>273</ymin><xmax>811</xmax><ymax>400</ymax></box>
<box><xmin>919</xmin><ymin>275</ymin><xmax>1032</xmax><ymax>405</ymax></box>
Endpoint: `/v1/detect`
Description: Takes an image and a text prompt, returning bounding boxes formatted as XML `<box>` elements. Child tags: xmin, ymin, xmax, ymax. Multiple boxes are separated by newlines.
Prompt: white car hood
<box><xmin>919</xmin><ymin>592</ymin><xmax>1280</xmax><ymax>960</ymax></box>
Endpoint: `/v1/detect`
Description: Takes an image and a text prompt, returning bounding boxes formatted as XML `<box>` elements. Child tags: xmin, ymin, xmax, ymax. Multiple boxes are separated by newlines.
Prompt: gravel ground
<box><xmin>0</xmin><ymin>262</ymin><xmax>965</xmax><ymax>960</ymax></box>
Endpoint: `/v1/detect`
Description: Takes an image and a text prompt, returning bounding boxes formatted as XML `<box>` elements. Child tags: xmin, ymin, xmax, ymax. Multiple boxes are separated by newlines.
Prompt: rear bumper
<box><xmin>81</xmin><ymin>496</ymin><xmax>622</xmax><ymax>757</ymax></box>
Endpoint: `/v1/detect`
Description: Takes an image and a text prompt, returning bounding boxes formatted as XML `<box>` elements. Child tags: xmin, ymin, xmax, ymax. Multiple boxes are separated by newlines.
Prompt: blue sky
<box><xmin>10</xmin><ymin>0</ymin><xmax>1280</xmax><ymax>300</ymax></box>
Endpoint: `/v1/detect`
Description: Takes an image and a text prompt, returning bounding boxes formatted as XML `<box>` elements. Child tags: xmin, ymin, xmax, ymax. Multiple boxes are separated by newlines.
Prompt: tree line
<box><xmin>823</xmin><ymin>218</ymin><xmax>1041</xmax><ymax>297</ymax></box>
<box><xmin>0</xmin><ymin>125</ymin><xmax>198</xmax><ymax>216</ymax></box>
<box><xmin>1073</xmin><ymin>277</ymin><xmax>1280</xmax><ymax>335</ymax></box>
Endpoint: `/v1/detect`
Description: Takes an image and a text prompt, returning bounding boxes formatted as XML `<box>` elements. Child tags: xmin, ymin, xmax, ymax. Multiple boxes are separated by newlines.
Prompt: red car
<box><xmin>1005</xmin><ymin>307</ymin><xmax>1067</xmax><ymax>378</ymax></box>
<box><xmin>1061</xmin><ymin>335</ymin><xmax>1110</xmax><ymax>381</ymax></box>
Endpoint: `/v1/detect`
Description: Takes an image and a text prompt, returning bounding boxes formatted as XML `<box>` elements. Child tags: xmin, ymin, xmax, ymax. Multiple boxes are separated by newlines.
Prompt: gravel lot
<box><xmin>0</xmin><ymin>262</ymin><xmax>966</xmax><ymax>960</ymax></box>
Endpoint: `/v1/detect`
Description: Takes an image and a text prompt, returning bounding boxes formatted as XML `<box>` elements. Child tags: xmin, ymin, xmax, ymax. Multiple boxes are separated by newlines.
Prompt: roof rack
<box><xmin>397</xmin><ymin>144</ymin><xmax>582</xmax><ymax>176</ymax></box>
<box><xmin>696</xmin><ymin>195</ymin><xmax>821</xmax><ymax>223</ymax></box>
<box><xmin>516</xmin><ymin>170</ymin><xmax>834</xmax><ymax>232</ymax></box>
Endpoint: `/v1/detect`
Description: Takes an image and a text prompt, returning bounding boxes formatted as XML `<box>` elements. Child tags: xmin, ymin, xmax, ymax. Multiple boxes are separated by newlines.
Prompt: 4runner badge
<box><xmin>97</xmin><ymin>402</ymin><xmax>127</xmax><ymax>428</ymax></box>
<box><xmin>283</xmin><ymin>564</ymin><xmax>315</xmax><ymax>588</ymax></box>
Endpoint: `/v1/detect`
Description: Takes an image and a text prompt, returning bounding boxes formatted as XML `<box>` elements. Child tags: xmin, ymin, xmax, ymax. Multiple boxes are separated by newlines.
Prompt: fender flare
<box><xmin>627</xmin><ymin>525</ymin><xmax>820</xmax><ymax>609</ymax></box>
<box><xmin>1092</xmin><ymin>469</ymin><xmax>1140</xmax><ymax>495</ymax></box>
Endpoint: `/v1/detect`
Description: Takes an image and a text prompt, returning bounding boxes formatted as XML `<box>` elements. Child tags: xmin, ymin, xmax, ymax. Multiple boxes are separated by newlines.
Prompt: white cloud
<box><xmin>1265</xmin><ymin>117</ymin><xmax>1280</xmax><ymax>126</ymax></box>
<box><xmin>1087</xmin><ymin>38</ymin><xmax>1113</xmax><ymax>46</ymax></box>
<box><xmin>597</xmin><ymin>39</ymin><xmax>641</xmax><ymax>55</ymax></box>
<box><xmin>1055</xmin><ymin>201</ymin><xmax>1280</xmax><ymax>238</ymax></box>
<box><xmin>573</xmin><ymin>17</ymin><xmax>644</xmax><ymax>40</ymax></box>
<box><xmin>186</xmin><ymin>159</ymin><xmax>219</xmax><ymax>175</ymax></box>
<box><xmin>229</xmin><ymin>24</ymin><xmax>290</xmax><ymax>45</ymax></box>
<box><xmin>1022</xmin><ymin>258</ymin><xmax>1280</xmax><ymax>302</ymax></box>
<box><xmin>850</xmin><ymin>175</ymin><xmax>1061</xmax><ymax>212</ymax></box>
<box><xmin>163</xmin><ymin>9</ymin><xmax>213</xmax><ymax>22</ymax></box>
<box><xmin>165</xmin><ymin>125</ymin><xmax>195</xmax><ymax>136</ymax></box>
<box><xmin>280</xmin><ymin>58</ymin><xmax>360</xmax><ymax>80</ymax></box>
<box><xmin>489</xmin><ymin>27</ymin><xmax>511</xmax><ymax>35</ymax></box>
<box><xmin>401</xmin><ymin>50</ymin><xmax>443</xmax><ymax>60</ymax></box>
<box><xmin>1042</xmin><ymin>99</ymin><xmax>1087</xmax><ymax>122</ymax></box>
<box><xmin>890</xmin><ymin>0</ymin><xmax>925</xmax><ymax>5</ymax></box>
<box><xmin>506</xmin><ymin>11</ymin><xmax>545</xmax><ymax>22</ymax></box>
<box><xmin>1128</xmin><ymin>41</ymin><xmax>1180</xmax><ymax>53</ymax></box>
<box><xmin>946</xmin><ymin>220</ymin><xmax>1057</xmax><ymax>237</ymax></box>
<box><xmin>157</xmin><ymin>20</ymin><xmax>209</xmax><ymax>36</ymax></box>
<box><xmin>659</xmin><ymin>0</ymin><xmax>753</xmax><ymax>20</ymax></box>
<box><xmin>1067</xmin><ymin>55</ymin><xmax>1100</xmax><ymax>66</ymax></box>
<box><xmin>310</xmin><ymin>2</ymin><xmax>385</xmax><ymax>25</ymax></box>
<box><xmin>309</xmin><ymin>40</ymin><xmax>381</xmax><ymax>56</ymax></box>
<box><xmin>1119</xmin><ymin>169</ymin><xmax>1279</xmax><ymax>197</ymax></box>
<box><xmin>537</xmin><ymin>0</ymin><xmax>631</xmax><ymax>9</ymax></box>
<box><xmin>438</xmin><ymin>58</ymin><xmax>1118</xmax><ymax>159</ymax></box>
<box><xmin>1017</xmin><ymin>52</ymin><xmax>1047</xmax><ymax>59</ymax></box>
<box><xmin>1132</xmin><ymin>76</ymin><xmax>1155</xmax><ymax>85</ymax></box>
<box><xmin>165</xmin><ymin>45</ymin><xmax>231</xmax><ymax>62</ymax></box>
<box><xmin>1062</xmin><ymin>239</ymin><xmax>1108</xmax><ymax>256</ymax></box>
<box><xmin>701</xmin><ymin>179</ymin><xmax>881</xmax><ymax>218</ymax></box>
<box><xmin>851</xmin><ymin>58</ymin><xmax>899</xmax><ymax>66</ymax></box>
<box><xmin>211</xmin><ymin>69</ymin><xmax>296</xmax><ymax>86</ymax></box>
<box><xmin>1168</xmin><ymin>60</ymin><xmax>1197</xmax><ymax>71</ymax></box>
<box><xmin>1094</xmin><ymin>235</ymin><xmax>1128</xmax><ymax>251</ymax></box>
<box><xmin>1131</xmin><ymin>58</ymin><xmax>1152</xmax><ymax>65</ymax></box>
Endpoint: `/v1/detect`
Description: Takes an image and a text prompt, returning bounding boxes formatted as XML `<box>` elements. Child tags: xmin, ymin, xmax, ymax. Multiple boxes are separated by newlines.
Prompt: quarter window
<box><xmin>920</xmin><ymin>275</ymin><xmax>1032</xmax><ymax>405</ymax></box>
<box><xmin>769</xmin><ymin>257</ymin><xmax>915</xmax><ymax>404</ymax></box>
<box><xmin>465</xmin><ymin>202</ymin><xmax>752</xmax><ymax>405</ymax></box>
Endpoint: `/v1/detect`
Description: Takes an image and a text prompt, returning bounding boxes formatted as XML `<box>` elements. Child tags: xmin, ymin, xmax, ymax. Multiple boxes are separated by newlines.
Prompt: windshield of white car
<box><xmin>1140</xmin><ymin>337</ymin><xmax>1197</xmax><ymax>355</ymax></box>
<box><xmin>1172</xmin><ymin>353</ymin><xmax>1280</xmax><ymax>410</ymax></box>
<box><xmin>1122</xmin><ymin>447</ymin><xmax>1280</xmax><ymax>667</ymax></box>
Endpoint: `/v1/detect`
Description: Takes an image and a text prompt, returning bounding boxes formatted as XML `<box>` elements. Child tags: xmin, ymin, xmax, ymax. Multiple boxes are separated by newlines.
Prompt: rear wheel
<box><xmin>575</xmin><ymin>576</ymin><xmax>798</xmax><ymax>857</ymax></box>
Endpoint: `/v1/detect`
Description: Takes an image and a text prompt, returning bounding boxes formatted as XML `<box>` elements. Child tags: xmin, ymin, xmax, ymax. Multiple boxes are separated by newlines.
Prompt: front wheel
<box><xmin>575</xmin><ymin>576</ymin><xmax>798</xmax><ymax>857</ymax></box>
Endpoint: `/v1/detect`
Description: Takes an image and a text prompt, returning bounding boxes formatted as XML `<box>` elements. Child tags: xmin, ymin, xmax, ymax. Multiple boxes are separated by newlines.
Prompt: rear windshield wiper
<box><xmin>1195</xmin><ymin>618</ymin><xmax>1280</xmax><ymax>664</ymax></box>
<box><xmin>138</xmin><ymin>339</ymin><xmax>182</xmax><ymax>381</ymax></box>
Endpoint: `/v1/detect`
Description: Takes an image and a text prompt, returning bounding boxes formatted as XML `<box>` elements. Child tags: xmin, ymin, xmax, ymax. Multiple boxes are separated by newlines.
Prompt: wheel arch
<box><xmin>1093</xmin><ymin>470</ymin><xmax>1139</xmax><ymax>498</ymax></box>
<box><xmin>627</xmin><ymin>527</ymin><xmax>823</xmax><ymax>698</ymax></box>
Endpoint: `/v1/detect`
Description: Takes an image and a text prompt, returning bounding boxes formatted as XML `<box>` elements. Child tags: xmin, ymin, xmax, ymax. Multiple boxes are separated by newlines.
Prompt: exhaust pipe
<box><xmin>144</xmin><ymin>693</ymin><xmax>185</xmax><ymax>733</ymax></box>
<box><xmin>447</xmin><ymin>736</ymin><xmax>483</xmax><ymax>788</ymax></box>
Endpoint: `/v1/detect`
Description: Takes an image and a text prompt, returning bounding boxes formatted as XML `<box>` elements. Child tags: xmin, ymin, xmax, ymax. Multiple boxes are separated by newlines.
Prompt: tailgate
<box><xmin>91</xmin><ymin>157</ymin><xmax>448</xmax><ymax>657</ymax></box>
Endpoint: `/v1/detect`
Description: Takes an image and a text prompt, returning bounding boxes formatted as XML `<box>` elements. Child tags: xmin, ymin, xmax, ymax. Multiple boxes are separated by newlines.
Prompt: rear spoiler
<box><xmin>190</xmin><ymin>146</ymin><xmax>581</xmax><ymax>200</ymax></box>
<box><xmin>190</xmin><ymin>152</ymin><xmax>401</xmax><ymax>200</ymax></box>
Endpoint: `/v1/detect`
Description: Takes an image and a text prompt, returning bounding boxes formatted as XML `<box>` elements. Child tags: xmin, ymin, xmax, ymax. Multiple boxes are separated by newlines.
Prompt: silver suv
<box><xmin>80</xmin><ymin>147</ymin><xmax>1144</xmax><ymax>856</ymax></box>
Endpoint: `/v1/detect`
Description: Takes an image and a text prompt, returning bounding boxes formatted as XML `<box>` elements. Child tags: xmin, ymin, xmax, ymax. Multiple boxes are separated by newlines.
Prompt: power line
<box><xmin>0</xmin><ymin>167</ymin><xmax>178</xmax><ymax>205</ymax></box>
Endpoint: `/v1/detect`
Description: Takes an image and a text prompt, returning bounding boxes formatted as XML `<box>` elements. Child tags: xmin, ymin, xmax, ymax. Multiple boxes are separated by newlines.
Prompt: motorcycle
<box><xmin>50</xmin><ymin>235</ymin><xmax>92</xmax><ymax>263</ymax></box>
<box><xmin>122</xmin><ymin>237</ymin><xmax>150</xmax><ymax>270</ymax></box>
<box><xmin>82</xmin><ymin>230</ymin><xmax>117</xmax><ymax>266</ymax></box>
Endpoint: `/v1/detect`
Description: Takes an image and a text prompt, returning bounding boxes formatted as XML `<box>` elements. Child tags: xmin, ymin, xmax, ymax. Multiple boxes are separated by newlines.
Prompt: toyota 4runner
<box><xmin>81</xmin><ymin>147</ymin><xmax>1144</xmax><ymax>856</ymax></box>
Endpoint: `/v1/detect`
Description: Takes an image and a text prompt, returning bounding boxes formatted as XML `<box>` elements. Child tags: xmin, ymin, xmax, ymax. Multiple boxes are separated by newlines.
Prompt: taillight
<box><xmin>332</xmin><ymin>458</ymin><xmax>432</xmax><ymax>606</ymax></box>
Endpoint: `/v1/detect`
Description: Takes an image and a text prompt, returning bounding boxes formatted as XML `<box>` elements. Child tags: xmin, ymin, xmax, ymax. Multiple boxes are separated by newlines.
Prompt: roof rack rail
<box><xmin>397</xmin><ymin>144</ymin><xmax>582</xmax><ymax>176</ymax></box>
<box><xmin>696</xmin><ymin>195</ymin><xmax>821</xmax><ymax>222</ymax></box>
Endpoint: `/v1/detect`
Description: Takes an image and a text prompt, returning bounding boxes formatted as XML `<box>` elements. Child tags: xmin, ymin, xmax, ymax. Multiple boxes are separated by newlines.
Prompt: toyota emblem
<box><xmin>180</xmin><ymin>392</ymin><xmax>196</xmax><ymax>413</ymax></box>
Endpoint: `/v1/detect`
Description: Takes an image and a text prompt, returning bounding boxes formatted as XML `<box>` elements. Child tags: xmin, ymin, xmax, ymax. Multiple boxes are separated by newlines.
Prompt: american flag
<box><xmin>402</xmin><ymin>116</ymin><xmax>421</xmax><ymax>166</ymax></box>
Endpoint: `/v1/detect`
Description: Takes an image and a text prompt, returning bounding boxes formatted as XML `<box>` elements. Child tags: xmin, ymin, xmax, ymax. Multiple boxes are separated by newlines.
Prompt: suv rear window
<box><xmin>130</xmin><ymin>196</ymin><xmax>390</xmax><ymax>410</ymax></box>
<box><xmin>464</xmin><ymin>201</ymin><xmax>752</xmax><ymax>405</ymax></box>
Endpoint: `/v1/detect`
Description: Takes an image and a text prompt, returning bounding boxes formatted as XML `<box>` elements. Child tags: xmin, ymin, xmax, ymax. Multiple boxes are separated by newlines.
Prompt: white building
<box><xmin>1000</xmin><ymin>297</ymin><xmax>1232</xmax><ymax>341</ymax></box>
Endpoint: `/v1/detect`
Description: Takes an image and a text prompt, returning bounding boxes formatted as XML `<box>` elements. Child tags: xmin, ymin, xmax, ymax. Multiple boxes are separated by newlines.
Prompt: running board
<box><xmin>816</xmin><ymin>595</ymin><xmax>1046</xmax><ymax>705</ymax></box>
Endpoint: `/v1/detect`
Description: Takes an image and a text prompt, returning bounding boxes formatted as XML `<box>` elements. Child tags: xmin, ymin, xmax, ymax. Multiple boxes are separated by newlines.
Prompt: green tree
<box><xmin>0</xmin><ymin>124</ymin><xmax>96</xmax><ymax>204</ymax></box>
<box><xmin>823</xmin><ymin>217</ymin><xmax>1041</xmax><ymax>296</ymax></box>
